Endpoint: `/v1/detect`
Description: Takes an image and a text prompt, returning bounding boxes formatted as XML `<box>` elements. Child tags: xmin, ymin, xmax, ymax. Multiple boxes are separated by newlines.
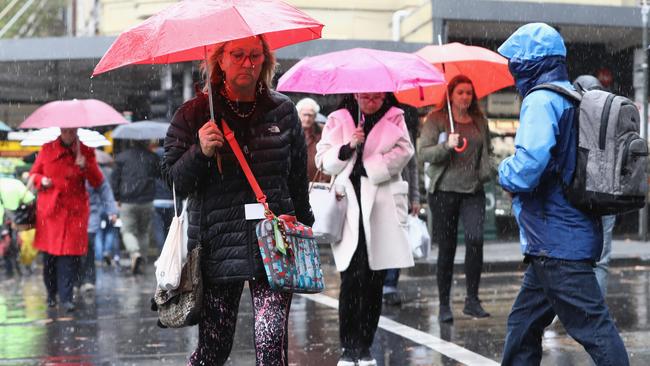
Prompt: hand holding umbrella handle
<box><xmin>454</xmin><ymin>137</ymin><xmax>468</xmax><ymax>153</ymax></box>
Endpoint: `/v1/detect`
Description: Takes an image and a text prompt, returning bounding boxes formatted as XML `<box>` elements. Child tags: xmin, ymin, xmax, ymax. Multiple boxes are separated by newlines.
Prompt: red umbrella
<box><xmin>92</xmin><ymin>0</ymin><xmax>324</xmax><ymax>76</ymax></box>
<box><xmin>395</xmin><ymin>42</ymin><xmax>514</xmax><ymax>108</ymax></box>
<box><xmin>19</xmin><ymin>99</ymin><xmax>128</xmax><ymax>129</ymax></box>
<box><xmin>92</xmin><ymin>0</ymin><xmax>323</xmax><ymax>153</ymax></box>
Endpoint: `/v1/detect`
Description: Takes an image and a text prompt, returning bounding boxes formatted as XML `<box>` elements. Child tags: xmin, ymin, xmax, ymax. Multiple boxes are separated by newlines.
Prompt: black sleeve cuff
<box><xmin>338</xmin><ymin>143</ymin><xmax>354</xmax><ymax>160</ymax></box>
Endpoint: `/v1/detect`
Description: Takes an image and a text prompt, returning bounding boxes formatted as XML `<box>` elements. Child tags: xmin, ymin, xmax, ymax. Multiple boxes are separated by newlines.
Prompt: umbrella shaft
<box><xmin>205</xmin><ymin>46</ymin><xmax>216</xmax><ymax>122</ymax></box>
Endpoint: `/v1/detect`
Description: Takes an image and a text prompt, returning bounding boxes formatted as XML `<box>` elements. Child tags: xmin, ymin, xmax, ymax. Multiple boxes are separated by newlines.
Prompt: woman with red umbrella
<box><xmin>162</xmin><ymin>35</ymin><xmax>313</xmax><ymax>365</ymax></box>
<box><xmin>419</xmin><ymin>75</ymin><xmax>495</xmax><ymax>323</ymax></box>
<box><xmin>30</xmin><ymin>128</ymin><xmax>104</xmax><ymax>312</ymax></box>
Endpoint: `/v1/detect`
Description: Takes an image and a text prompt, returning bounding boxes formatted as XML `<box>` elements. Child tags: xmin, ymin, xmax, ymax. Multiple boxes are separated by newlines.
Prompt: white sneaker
<box><xmin>358</xmin><ymin>349</ymin><xmax>377</xmax><ymax>366</ymax></box>
<box><xmin>336</xmin><ymin>361</ymin><xmax>356</xmax><ymax>366</ymax></box>
<box><xmin>80</xmin><ymin>283</ymin><xmax>95</xmax><ymax>292</ymax></box>
<box><xmin>358</xmin><ymin>359</ymin><xmax>377</xmax><ymax>366</ymax></box>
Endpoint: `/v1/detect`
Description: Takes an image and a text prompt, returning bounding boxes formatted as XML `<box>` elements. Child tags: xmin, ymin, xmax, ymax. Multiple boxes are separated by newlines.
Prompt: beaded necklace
<box><xmin>222</xmin><ymin>83</ymin><xmax>257</xmax><ymax>118</ymax></box>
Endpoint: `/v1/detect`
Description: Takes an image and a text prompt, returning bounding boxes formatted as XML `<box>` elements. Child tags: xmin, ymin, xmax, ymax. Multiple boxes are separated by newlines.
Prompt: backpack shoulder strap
<box><xmin>527</xmin><ymin>83</ymin><xmax>582</xmax><ymax>104</ymax></box>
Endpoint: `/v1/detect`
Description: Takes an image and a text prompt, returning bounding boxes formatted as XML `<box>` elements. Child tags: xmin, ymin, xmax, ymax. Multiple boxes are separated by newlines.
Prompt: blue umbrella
<box><xmin>0</xmin><ymin>121</ymin><xmax>11</xmax><ymax>132</ymax></box>
<box><xmin>112</xmin><ymin>120</ymin><xmax>170</xmax><ymax>140</ymax></box>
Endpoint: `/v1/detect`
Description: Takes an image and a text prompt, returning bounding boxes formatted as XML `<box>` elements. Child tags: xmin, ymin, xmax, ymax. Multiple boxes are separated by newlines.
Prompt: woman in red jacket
<box><xmin>30</xmin><ymin>128</ymin><xmax>103</xmax><ymax>312</ymax></box>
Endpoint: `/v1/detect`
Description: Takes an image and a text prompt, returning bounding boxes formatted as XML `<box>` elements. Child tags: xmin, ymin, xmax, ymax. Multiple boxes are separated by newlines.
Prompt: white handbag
<box><xmin>407</xmin><ymin>215</ymin><xmax>431</xmax><ymax>259</ymax></box>
<box><xmin>309</xmin><ymin>169</ymin><xmax>347</xmax><ymax>244</ymax></box>
<box><xmin>154</xmin><ymin>183</ymin><xmax>188</xmax><ymax>290</ymax></box>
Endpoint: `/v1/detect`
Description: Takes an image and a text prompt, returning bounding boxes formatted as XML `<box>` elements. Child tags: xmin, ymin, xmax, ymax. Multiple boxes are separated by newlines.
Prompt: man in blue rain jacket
<box><xmin>497</xmin><ymin>23</ymin><xmax>629</xmax><ymax>365</ymax></box>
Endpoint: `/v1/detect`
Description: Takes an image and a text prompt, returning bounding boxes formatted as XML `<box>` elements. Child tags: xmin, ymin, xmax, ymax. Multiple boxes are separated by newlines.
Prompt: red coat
<box><xmin>30</xmin><ymin>138</ymin><xmax>103</xmax><ymax>256</ymax></box>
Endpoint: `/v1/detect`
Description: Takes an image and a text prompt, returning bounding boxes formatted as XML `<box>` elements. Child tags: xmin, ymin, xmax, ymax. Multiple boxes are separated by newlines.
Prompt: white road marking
<box><xmin>300</xmin><ymin>293</ymin><xmax>500</xmax><ymax>366</ymax></box>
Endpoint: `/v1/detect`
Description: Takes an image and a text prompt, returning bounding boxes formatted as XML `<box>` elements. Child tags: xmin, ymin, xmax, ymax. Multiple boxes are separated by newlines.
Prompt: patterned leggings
<box><xmin>188</xmin><ymin>279</ymin><xmax>292</xmax><ymax>366</ymax></box>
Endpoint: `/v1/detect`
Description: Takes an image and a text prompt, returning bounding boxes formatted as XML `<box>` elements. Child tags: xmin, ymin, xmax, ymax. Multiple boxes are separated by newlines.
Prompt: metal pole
<box><xmin>641</xmin><ymin>3</ymin><xmax>649</xmax><ymax>240</ymax></box>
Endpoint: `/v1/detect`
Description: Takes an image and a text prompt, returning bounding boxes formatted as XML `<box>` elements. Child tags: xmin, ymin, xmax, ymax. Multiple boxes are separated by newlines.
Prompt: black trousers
<box><xmin>43</xmin><ymin>253</ymin><xmax>80</xmax><ymax>303</ymax></box>
<box><xmin>428</xmin><ymin>190</ymin><xmax>486</xmax><ymax>305</ymax></box>
<box><xmin>339</xmin><ymin>230</ymin><xmax>386</xmax><ymax>351</ymax></box>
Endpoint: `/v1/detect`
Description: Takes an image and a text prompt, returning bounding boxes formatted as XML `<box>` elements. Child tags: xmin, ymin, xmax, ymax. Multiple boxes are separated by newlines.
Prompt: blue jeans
<box><xmin>595</xmin><ymin>215</ymin><xmax>615</xmax><ymax>297</ymax></box>
<box><xmin>153</xmin><ymin>205</ymin><xmax>175</xmax><ymax>252</ymax></box>
<box><xmin>502</xmin><ymin>256</ymin><xmax>628</xmax><ymax>366</ymax></box>
<box><xmin>383</xmin><ymin>268</ymin><xmax>400</xmax><ymax>294</ymax></box>
<box><xmin>95</xmin><ymin>224</ymin><xmax>118</xmax><ymax>261</ymax></box>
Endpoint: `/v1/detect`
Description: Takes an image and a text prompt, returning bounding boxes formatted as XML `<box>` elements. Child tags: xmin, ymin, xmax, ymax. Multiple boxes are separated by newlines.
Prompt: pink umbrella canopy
<box><xmin>19</xmin><ymin>99</ymin><xmax>128</xmax><ymax>129</ymax></box>
<box><xmin>92</xmin><ymin>0</ymin><xmax>324</xmax><ymax>76</ymax></box>
<box><xmin>277</xmin><ymin>48</ymin><xmax>445</xmax><ymax>94</ymax></box>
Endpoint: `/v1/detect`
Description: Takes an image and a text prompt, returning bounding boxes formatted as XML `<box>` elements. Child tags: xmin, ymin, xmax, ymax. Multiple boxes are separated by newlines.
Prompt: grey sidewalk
<box><xmin>406</xmin><ymin>239</ymin><xmax>650</xmax><ymax>275</ymax></box>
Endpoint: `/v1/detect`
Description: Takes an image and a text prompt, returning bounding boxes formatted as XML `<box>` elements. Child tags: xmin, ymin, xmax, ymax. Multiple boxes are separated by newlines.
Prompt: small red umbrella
<box><xmin>92</xmin><ymin>0</ymin><xmax>323</xmax><ymax>76</ymax></box>
<box><xmin>395</xmin><ymin>42</ymin><xmax>514</xmax><ymax>109</ymax></box>
<box><xmin>19</xmin><ymin>99</ymin><xmax>128</xmax><ymax>129</ymax></box>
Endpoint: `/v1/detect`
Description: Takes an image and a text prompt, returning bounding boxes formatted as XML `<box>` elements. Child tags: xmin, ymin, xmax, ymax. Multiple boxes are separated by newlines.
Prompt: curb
<box><xmin>405</xmin><ymin>256</ymin><xmax>650</xmax><ymax>277</ymax></box>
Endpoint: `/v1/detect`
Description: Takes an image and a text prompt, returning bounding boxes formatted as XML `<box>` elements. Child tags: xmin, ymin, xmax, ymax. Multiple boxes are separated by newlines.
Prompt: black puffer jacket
<box><xmin>162</xmin><ymin>89</ymin><xmax>314</xmax><ymax>285</ymax></box>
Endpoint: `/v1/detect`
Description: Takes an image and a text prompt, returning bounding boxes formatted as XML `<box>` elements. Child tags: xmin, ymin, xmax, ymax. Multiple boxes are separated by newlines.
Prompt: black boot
<box><xmin>438</xmin><ymin>304</ymin><xmax>453</xmax><ymax>323</ymax></box>
<box><xmin>463</xmin><ymin>297</ymin><xmax>490</xmax><ymax>318</ymax></box>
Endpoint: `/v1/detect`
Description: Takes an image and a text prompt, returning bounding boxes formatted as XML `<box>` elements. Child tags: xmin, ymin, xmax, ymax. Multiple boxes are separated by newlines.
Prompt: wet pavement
<box><xmin>1</xmin><ymin>254</ymin><xmax>650</xmax><ymax>365</ymax></box>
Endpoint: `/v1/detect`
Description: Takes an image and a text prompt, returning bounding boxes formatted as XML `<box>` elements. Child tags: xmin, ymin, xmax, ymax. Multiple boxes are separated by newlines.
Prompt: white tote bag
<box><xmin>407</xmin><ymin>215</ymin><xmax>431</xmax><ymax>259</ymax></box>
<box><xmin>309</xmin><ymin>171</ymin><xmax>347</xmax><ymax>244</ymax></box>
<box><xmin>154</xmin><ymin>184</ymin><xmax>187</xmax><ymax>290</ymax></box>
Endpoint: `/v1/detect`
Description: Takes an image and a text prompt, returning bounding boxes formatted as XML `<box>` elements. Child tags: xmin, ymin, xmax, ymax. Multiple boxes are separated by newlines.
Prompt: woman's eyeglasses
<box><xmin>228</xmin><ymin>51</ymin><xmax>265</xmax><ymax>65</ymax></box>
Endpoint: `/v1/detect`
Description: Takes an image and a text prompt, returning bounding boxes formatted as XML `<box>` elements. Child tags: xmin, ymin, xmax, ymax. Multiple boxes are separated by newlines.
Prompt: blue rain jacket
<box><xmin>498</xmin><ymin>23</ymin><xmax>602</xmax><ymax>261</ymax></box>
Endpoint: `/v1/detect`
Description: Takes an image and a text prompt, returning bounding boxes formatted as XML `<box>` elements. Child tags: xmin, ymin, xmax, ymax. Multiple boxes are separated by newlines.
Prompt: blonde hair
<box><xmin>201</xmin><ymin>35</ymin><xmax>277</xmax><ymax>93</ymax></box>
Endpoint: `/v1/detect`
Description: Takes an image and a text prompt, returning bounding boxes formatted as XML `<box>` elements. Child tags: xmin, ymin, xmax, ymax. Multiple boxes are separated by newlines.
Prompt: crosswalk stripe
<box><xmin>300</xmin><ymin>293</ymin><xmax>500</xmax><ymax>366</ymax></box>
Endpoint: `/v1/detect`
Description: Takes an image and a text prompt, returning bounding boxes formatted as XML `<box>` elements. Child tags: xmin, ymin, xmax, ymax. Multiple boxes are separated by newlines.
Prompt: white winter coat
<box><xmin>316</xmin><ymin>107</ymin><xmax>415</xmax><ymax>272</ymax></box>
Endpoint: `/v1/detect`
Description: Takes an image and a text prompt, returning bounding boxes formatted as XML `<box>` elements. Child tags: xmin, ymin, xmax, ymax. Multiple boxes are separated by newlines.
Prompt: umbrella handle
<box><xmin>454</xmin><ymin>137</ymin><xmax>468</xmax><ymax>153</ymax></box>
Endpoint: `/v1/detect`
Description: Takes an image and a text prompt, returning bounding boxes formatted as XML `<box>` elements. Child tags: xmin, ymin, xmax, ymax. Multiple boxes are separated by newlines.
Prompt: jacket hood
<box><xmin>498</xmin><ymin>23</ymin><xmax>566</xmax><ymax>61</ymax></box>
<box><xmin>509</xmin><ymin>56</ymin><xmax>569</xmax><ymax>97</ymax></box>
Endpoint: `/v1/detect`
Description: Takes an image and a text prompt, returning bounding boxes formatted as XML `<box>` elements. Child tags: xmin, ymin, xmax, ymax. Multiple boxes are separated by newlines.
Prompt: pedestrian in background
<box><xmin>78</xmin><ymin>171</ymin><xmax>118</xmax><ymax>292</ymax></box>
<box><xmin>152</xmin><ymin>144</ymin><xmax>174</xmax><ymax>253</ymax></box>
<box><xmin>163</xmin><ymin>35</ymin><xmax>313</xmax><ymax>366</ymax></box>
<box><xmin>30</xmin><ymin>128</ymin><xmax>104</xmax><ymax>312</ymax></box>
<box><xmin>94</xmin><ymin>150</ymin><xmax>119</xmax><ymax>265</ymax></box>
<box><xmin>418</xmin><ymin>75</ymin><xmax>494</xmax><ymax>323</ymax></box>
<box><xmin>497</xmin><ymin>23</ymin><xmax>628</xmax><ymax>365</ymax></box>
<box><xmin>111</xmin><ymin>140</ymin><xmax>160</xmax><ymax>274</ymax></box>
<box><xmin>382</xmin><ymin>95</ymin><xmax>421</xmax><ymax>306</ymax></box>
<box><xmin>0</xmin><ymin>176</ymin><xmax>35</xmax><ymax>278</ymax></box>
<box><xmin>297</xmin><ymin>97</ymin><xmax>329</xmax><ymax>182</ymax></box>
<box><xmin>317</xmin><ymin>92</ymin><xmax>414</xmax><ymax>366</ymax></box>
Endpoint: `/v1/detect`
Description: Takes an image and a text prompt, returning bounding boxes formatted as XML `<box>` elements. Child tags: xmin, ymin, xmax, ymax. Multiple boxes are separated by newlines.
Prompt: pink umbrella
<box><xmin>276</xmin><ymin>48</ymin><xmax>445</xmax><ymax>94</ymax></box>
<box><xmin>92</xmin><ymin>0</ymin><xmax>323</xmax><ymax>76</ymax></box>
<box><xmin>19</xmin><ymin>99</ymin><xmax>128</xmax><ymax>129</ymax></box>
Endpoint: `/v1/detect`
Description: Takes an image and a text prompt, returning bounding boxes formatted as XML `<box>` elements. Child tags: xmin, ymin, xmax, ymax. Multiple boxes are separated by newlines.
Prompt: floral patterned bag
<box><xmin>223</xmin><ymin>120</ymin><xmax>324</xmax><ymax>294</ymax></box>
<box><xmin>256</xmin><ymin>214</ymin><xmax>324</xmax><ymax>293</ymax></box>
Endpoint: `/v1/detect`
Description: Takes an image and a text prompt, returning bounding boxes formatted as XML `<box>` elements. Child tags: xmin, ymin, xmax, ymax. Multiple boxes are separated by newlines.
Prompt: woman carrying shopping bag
<box><xmin>316</xmin><ymin>93</ymin><xmax>414</xmax><ymax>366</ymax></box>
<box><xmin>163</xmin><ymin>35</ymin><xmax>313</xmax><ymax>366</ymax></box>
<box><xmin>419</xmin><ymin>75</ymin><xmax>495</xmax><ymax>323</ymax></box>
